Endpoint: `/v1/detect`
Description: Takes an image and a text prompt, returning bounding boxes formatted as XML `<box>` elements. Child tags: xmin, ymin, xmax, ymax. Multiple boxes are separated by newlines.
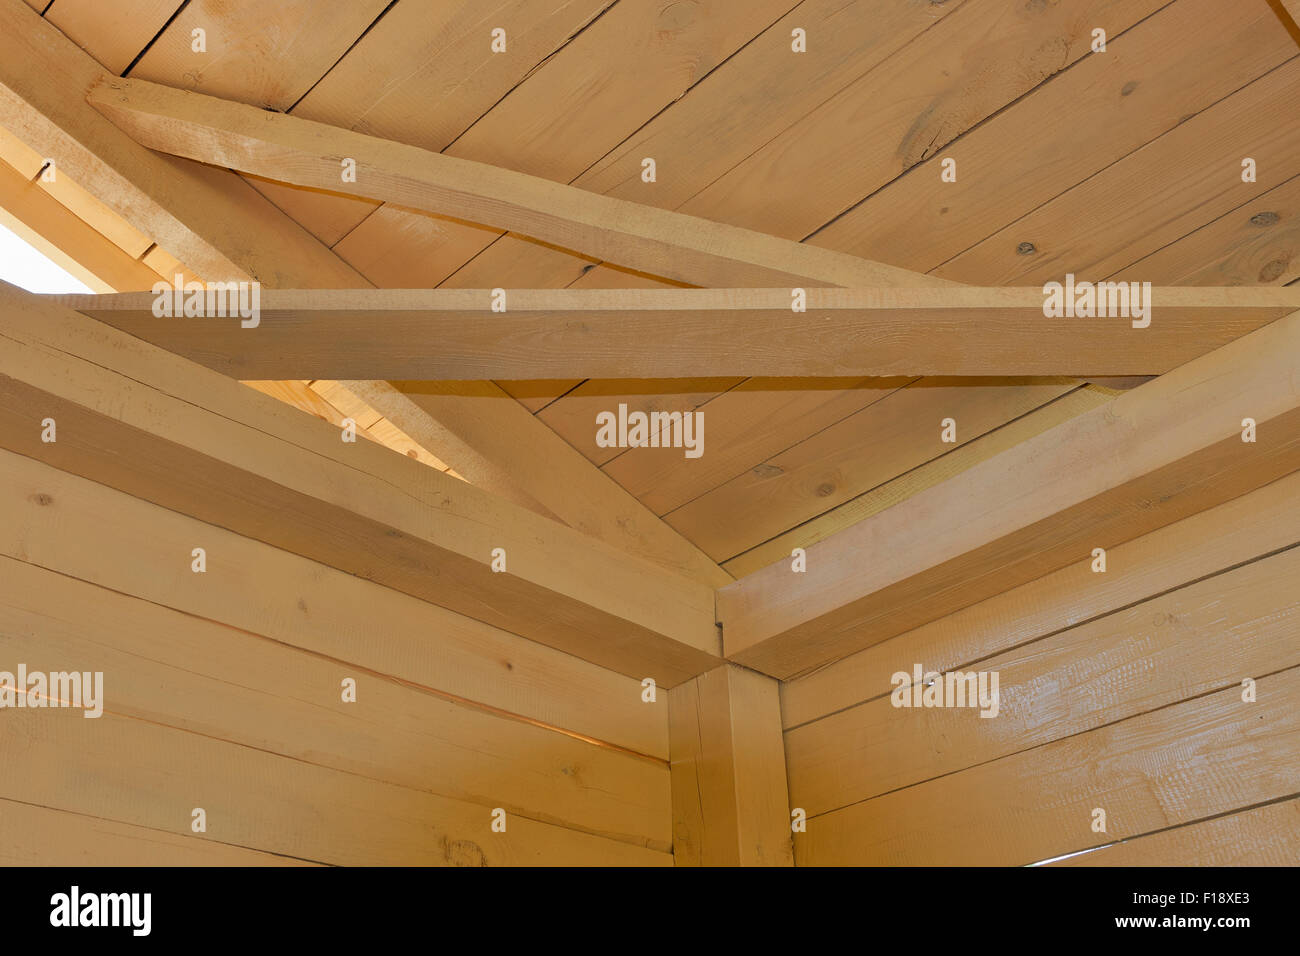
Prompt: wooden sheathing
<box><xmin>0</xmin><ymin>282</ymin><xmax>719</xmax><ymax>685</ymax></box>
<box><xmin>781</xmin><ymin>468</ymin><xmax>1300</xmax><ymax>864</ymax></box>
<box><xmin>0</xmin><ymin>451</ymin><xmax>674</xmax><ymax>864</ymax></box>
<box><xmin>668</xmin><ymin>664</ymin><xmax>793</xmax><ymax>867</ymax></box>
<box><xmin>718</xmin><ymin>305</ymin><xmax>1300</xmax><ymax>679</ymax></box>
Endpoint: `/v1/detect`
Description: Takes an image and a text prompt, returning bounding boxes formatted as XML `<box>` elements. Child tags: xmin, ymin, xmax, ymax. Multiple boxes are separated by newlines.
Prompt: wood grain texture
<box><xmin>795</xmin><ymin>668</ymin><xmax>1300</xmax><ymax>866</ymax></box>
<box><xmin>669</xmin><ymin>664</ymin><xmax>793</xmax><ymax>867</ymax></box>
<box><xmin>0</xmin><ymin>284</ymin><xmax>720</xmax><ymax>685</ymax></box>
<box><xmin>720</xmin><ymin>305</ymin><xmax>1300</xmax><ymax>678</ymax></box>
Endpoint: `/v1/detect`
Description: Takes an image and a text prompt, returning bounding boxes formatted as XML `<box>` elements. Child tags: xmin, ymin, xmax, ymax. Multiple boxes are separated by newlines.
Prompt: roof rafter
<box><xmin>85</xmin><ymin>76</ymin><xmax>954</xmax><ymax>289</ymax></box>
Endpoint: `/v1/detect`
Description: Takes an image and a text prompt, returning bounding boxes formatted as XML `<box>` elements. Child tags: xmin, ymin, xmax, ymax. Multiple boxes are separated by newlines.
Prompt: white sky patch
<box><xmin>0</xmin><ymin>221</ymin><xmax>94</xmax><ymax>294</ymax></box>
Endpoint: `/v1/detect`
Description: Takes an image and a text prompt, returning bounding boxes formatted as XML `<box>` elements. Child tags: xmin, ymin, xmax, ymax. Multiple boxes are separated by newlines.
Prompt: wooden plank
<box><xmin>0</xmin><ymin>556</ymin><xmax>671</xmax><ymax>849</ymax></box>
<box><xmin>668</xmin><ymin>664</ymin><xmax>793</xmax><ymax>867</ymax></box>
<box><xmin>0</xmin><ymin>447</ymin><xmax>668</xmax><ymax>759</ymax></box>
<box><xmin>349</xmin><ymin>379</ymin><xmax>735</xmax><ymax>588</ymax></box>
<box><xmin>0</xmin><ymin>800</ymin><xmax>318</xmax><ymax>866</ymax></box>
<box><xmin>780</xmin><ymin>467</ymin><xmax>1300</xmax><ymax>729</ymax></box>
<box><xmin>56</xmin><ymin>286</ymin><xmax>1300</xmax><ymax>380</ymax></box>
<box><xmin>1053</xmin><ymin>798</ymin><xmax>1300</xmax><ymax>866</ymax></box>
<box><xmin>44</xmin><ymin>0</ymin><xmax>184</xmax><ymax>75</ymax></box>
<box><xmin>724</xmin><ymin>386</ymin><xmax>1113</xmax><ymax>579</ymax></box>
<box><xmin>795</xmin><ymin>668</ymin><xmax>1300</xmax><ymax>866</ymax></box>
<box><xmin>665</xmin><ymin>378</ymin><xmax>1075</xmax><ymax>561</ymax></box>
<box><xmin>1</xmin><ymin>707</ymin><xmax>671</xmax><ymax>866</ymax></box>
<box><xmin>811</xmin><ymin>0</ymin><xmax>1292</xmax><ymax>272</ymax></box>
<box><xmin>719</xmin><ymin>305</ymin><xmax>1300</xmax><ymax>679</ymax></box>
<box><xmin>0</xmin><ymin>0</ymin><xmax>367</xmax><ymax>287</ymax></box>
<box><xmin>785</xmin><ymin>545</ymin><xmax>1300</xmax><ymax>818</ymax></box>
<box><xmin>0</xmin><ymin>156</ymin><xmax>160</xmax><ymax>293</ymax></box>
<box><xmin>86</xmin><ymin>76</ymin><xmax>954</xmax><ymax>289</ymax></box>
<box><xmin>0</xmin><ymin>284</ymin><xmax>720</xmax><ymax>685</ymax></box>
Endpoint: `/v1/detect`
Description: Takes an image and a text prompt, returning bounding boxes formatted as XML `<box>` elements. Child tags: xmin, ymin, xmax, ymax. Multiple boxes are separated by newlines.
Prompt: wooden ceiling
<box><xmin>7</xmin><ymin>0</ymin><xmax>1300</xmax><ymax>584</ymax></box>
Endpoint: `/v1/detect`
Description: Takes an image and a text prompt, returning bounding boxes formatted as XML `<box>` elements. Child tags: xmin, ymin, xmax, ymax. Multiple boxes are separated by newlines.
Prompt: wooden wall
<box><xmin>781</xmin><ymin>470</ymin><xmax>1300</xmax><ymax>866</ymax></box>
<box><xmin>0</xmin><ymin>447</ymin><xmax>672</xmax><ymax>866</ymax></box>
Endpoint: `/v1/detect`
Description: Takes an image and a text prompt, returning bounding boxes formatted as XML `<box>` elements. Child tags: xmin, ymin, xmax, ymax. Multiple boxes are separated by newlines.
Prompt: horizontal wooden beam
<box><xmin>86</xmin><ymin>76</ymin><xmax>952</xmax><ymax>289</ymax></box>
<box><xmin>53</xmin><ymin>286</ymin><xmax>1300</xmax><ymax>379</ymax></box>
<box><xmin>717</xmin><ymin>304</ymin><xmax>1300</xmax><ymax>679</ymax></box>
<box><xmin>0</xmin><ymin>281</ymin><xmax>720</xmax><ymax>685</ymax></box>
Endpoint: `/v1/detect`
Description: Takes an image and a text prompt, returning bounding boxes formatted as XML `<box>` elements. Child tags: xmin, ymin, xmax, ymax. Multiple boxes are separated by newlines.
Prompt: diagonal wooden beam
<box><xmin>716</xmin><ymin>304</ymin><xmax>1300</xmax><ymax>679</ymax></box>
<box><xmin>54</xmin><ymin>286</ymin><xmax>1300</xmax><ymax>379</ymax></box>
<box><xmin>0</xmin><ymin>281</ymin><xmax>720</xmax><ymax>684</ymax></box>
<box><xmin>0</xmin><ymin>0</ymin><xmax>728</xmax><ymax>586</ymax></box>
<box><xmin>85</xmin><ymin>76</ymin><xmax>953</xmax><ymax>290</ymax></box>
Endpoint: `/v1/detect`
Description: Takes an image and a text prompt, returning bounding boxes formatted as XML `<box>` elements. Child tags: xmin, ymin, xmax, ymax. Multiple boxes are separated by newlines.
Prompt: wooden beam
<box><xmin>0</xmin><ymin>281</ymin><xmax>720</xmax><ymax>685</ymax></box>
<box><xmin>0</xmin><ymin>0</ymin><xmax>725</xmax><ymax>587</ymax></box>
<box><xmin>717</xmin><ymin>304</ymin><xmax>1300</xmax><ymax>679</ymax></box>
<box><xmin>85</xmin><ymin>76</ymin><xmax>952</xmax><ymax>289</ymax></box>
<box><xmin>53</xmin><ymin>286</ymin><xmax>1300</xmax><ymax>380</ymax></box>
<box><xmin>668</xmin><ymin>664</ymin><xmax>793</xmax><ymax>866</ymax></box>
